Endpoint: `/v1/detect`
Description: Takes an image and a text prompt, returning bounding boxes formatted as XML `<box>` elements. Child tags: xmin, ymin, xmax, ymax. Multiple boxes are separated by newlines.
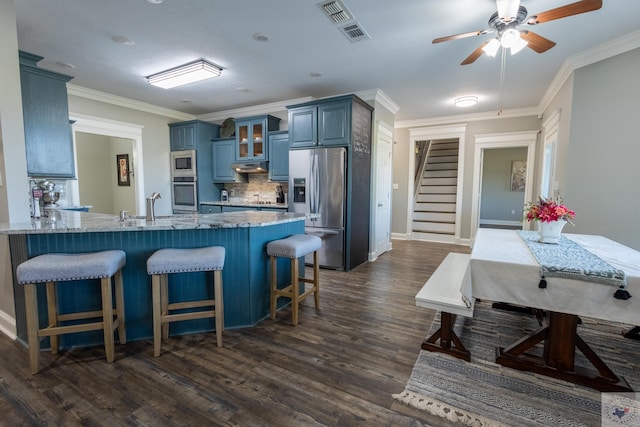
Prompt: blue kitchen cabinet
<box><xmin>287</xmin><ymin>97</ymin><xmax>352</xmax><ymax>149</ymax></box>
<box><xmin>234</xmin><ymin>115</ymin><xmax>281</xmax><ymax>161</ymax></box>
<box><xmin>212</xmin><ymin>138</ymin><xmax>247</xmax><ymax>183</ymax></box>
<box><xmin>169</xmin><ymin>120</ymin><xmax>219</xmax><ymax>152</ymax></box>
<box><xmin>268</xmin><ymin>131</ymin><xmax>289</xmax><ymax>182</ymax></box>
<box><xmin>19</xmin><ymin>51</ymin><xmax>75</xmax><ymax>178</ymax></box>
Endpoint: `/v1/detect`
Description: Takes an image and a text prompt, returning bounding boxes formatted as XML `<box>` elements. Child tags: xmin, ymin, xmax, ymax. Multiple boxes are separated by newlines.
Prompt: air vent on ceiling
<box><xmin>338</xmin><ymin>22</ymin><xmax>370</xmax><ymax>43</ymax></box>
<box><xmin>318</xmin><ymin>0</ymin><xmax>353</xmax><ymax>24</ymax></box>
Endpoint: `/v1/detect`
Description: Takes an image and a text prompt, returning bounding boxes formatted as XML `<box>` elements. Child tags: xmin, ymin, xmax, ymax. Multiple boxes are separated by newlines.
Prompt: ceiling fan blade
<box><xmin>433</xmin><ymin>29</ymin><xmax>490</xmax><ymax>44</ymax></box>
<box><xmin>527</xmin><ymin>0</ymin><xmax>602</xmax><ymax>25</ymax></box>
<box><xmin>521</xmin><ymin>31</ymin><xmax>556</xmax><ymax>53</ymax></box>
<box><xmin>461</xmin><ymin>42</ymin><xmax>489</xmax><ymax>66</ymax></box>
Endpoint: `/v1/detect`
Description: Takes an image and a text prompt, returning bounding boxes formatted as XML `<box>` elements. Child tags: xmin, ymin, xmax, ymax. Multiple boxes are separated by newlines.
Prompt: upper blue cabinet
<box><xmin>288</xmin><ymin>95</ymin><xmax>366</xmax><ymax>149</ymax></box>
<box><xmin>268</xmin><ymin>131</ymin><xmax>289</xmax><ymax>182</ymax></box>
<box><xmin>234</xmin><ymin>115</ymin><xmax>280</xmax><ymax>161</ymax></box>
<box><xmin>19</xmin><ymin>51</ymin><xmax>75</xmax><ymax>178</ymax></box>
<box><xmin>169</xmin><ymin>120</ymin><xmax>219</xmax><ymax>152</ymax></box>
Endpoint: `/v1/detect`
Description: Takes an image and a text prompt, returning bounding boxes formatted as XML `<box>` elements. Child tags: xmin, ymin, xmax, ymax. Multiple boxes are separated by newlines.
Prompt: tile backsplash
<box><xmin>223</xmin><ymin>174</ymin><xmax>287</xmax><ymax>204</ymax></box>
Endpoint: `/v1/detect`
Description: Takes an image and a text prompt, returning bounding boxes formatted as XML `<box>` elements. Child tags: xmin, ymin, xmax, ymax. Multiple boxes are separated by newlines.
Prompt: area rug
<box><xmin>393</xmin><ymin>301</ymin><xmax>640</xmax><ymax>426</ymax></box>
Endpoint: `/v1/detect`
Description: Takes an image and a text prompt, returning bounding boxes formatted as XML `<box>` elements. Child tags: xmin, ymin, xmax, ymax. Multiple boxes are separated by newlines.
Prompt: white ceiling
<box><xmin>13</xmin><ymin>0</ymin><xmax>640</xmax><ymax>122</ymax></box>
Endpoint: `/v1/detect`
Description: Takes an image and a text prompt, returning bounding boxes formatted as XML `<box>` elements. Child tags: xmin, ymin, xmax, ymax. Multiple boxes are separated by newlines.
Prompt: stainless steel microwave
<box><xmin>170</xmin><ymin>150</ymin><xmax>196</xmax><ymax>177</ymax></box>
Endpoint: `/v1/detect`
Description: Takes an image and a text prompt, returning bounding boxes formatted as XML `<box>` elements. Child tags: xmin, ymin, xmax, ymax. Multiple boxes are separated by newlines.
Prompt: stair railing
<box><xmin>414</xmin><ymin>140</ymin><xmax>431</xmax><ymax>201</ymax></box>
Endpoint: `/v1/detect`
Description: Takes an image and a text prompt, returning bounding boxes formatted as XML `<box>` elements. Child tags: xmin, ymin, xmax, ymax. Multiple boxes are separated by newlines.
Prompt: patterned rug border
<box><xmin>393</xmin><ymin>301</ymin><xmax>639</xmax><ymax>426</ymax></box>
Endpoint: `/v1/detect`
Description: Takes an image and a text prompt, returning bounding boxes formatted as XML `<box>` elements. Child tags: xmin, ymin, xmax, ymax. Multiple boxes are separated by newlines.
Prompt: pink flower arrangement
<box><xmin>524</xmin><ymin>197</ymin><xmax>576</xmax><ymax>223</ymax></box>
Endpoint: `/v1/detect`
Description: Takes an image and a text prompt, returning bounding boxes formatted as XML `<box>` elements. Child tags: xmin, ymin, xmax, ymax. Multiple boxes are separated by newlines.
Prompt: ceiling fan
<box><xmin>433</xmin><ymin>0</ymin><xmax>603</xmax><ymax>65</ymax></box>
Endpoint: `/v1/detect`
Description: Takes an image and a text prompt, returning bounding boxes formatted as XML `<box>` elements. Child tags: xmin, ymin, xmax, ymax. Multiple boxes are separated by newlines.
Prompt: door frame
<box><xmin>369</xmin><ymin>120</ymin><xmax>394</xmax><ymax>261</ymax></box>
<box><xmin>471</xmin><ymin>131</ymin><xmax>539</xmax><ymax>242</ymax></box>
<box><xmin>407</xmin><ymin>124</ymin><xmax>467</xmax><ymax>244</ymax></box>
<box><xmin>69</xmin><ymin>113</ymin><xmax>145</xmax><ymax>214</ymax></box>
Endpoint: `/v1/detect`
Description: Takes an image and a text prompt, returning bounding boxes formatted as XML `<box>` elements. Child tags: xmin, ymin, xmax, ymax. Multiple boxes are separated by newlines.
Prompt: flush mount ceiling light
<box><xmin>454</xmin><ymin>96</ymin><xmax>478</xmax><ymax>108</ymax></box>
<box><xmin>146</xmin><ymin>60</ymin><xmax>222</xmax><ymax>89</ymax></box>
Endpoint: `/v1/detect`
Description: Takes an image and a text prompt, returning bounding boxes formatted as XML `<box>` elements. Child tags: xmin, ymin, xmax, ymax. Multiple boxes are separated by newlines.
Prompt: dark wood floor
<box><xmin>0</xmin><ymin>240</ymin><xmax>470</xmax><ymax>427</ymax></box>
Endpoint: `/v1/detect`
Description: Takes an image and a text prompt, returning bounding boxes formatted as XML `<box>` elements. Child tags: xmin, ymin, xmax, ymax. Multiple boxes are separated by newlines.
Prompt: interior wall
<box><xmin>110</xmin><ymin>137</ymin><xmax>136</xmax><ymax>215</ymax></box>
<box><xmin>68</xmin><ymin>95</ymin><xmax>189</xmax><ymax>216</ymax></box>
<box><xmin>564</xmin><ymin>48</ymin><xmax>640</xmax><ymax>250</ymax></box>
<box><xmin>480</xmin><ymin>147</ymin><xmax>528</xmax><ymax>222</ymax></box>
<box><xmin>76</xmin><ymin>132</ymin><xmax>113</xmax><ymax>214</ymax></box>
<box><xmin>392</xmin><ymin>116</ymin><xmax>541</xmax><ymax>240</ymax></box>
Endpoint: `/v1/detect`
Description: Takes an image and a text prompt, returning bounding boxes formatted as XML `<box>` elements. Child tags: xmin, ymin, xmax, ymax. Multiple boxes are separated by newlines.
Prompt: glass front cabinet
<box><xmin>234</xmin><ymin>115</ymin><xmax>280</xmax><ymax>161</ymax></box>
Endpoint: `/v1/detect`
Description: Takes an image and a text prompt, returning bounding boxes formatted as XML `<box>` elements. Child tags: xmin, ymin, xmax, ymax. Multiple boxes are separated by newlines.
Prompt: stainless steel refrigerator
<box><xmin>289</xmin><ymin>147</ymin><xmax>347</xmax><ymax>269</ymax></box>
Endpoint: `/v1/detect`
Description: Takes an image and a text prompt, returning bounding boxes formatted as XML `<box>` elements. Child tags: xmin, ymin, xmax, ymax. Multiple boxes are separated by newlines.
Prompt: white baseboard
<box><xmin>0</xmin><ymin>310</ymin><xmax>17</xmax><ymax>340</ymax></box>
<box><xmin>391</xmin><ymin>233</ymin><xmax>410</xmax><ymax>240</ymax></box>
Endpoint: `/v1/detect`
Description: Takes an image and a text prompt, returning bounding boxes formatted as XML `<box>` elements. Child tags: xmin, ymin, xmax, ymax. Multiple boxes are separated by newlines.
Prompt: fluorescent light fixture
<box><xmin>482</xmin><ymin>39</ymin><xmax>501</xmax><ymax>57</ymax></box>
<box><xmin>147</xmin><ymin>60</ymin><xmax>222</xmax><ymax>89</ymax></box>
<box><xmin>454</xmin><ymin>96</ymin><xmax>478</xmax><ymax>108</ymax></box>
<box><xmin>510</xmin><ymin>36</ymin><xmax>528</xmax><ymax>55</ymax></box>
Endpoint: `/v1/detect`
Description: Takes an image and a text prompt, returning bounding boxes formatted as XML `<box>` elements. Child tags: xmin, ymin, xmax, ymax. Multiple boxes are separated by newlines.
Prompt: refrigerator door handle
<box><xmin>309</xmin><ymin>152</ymin><xmax>316</xmax><ymax>214</ymax></box>
<box><xmin>305</xmin><ymin>229</ymin><xmax>340</xmax><ymax>236</ymax></box>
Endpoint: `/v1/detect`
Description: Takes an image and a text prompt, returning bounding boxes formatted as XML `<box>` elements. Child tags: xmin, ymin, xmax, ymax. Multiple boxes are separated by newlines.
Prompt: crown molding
<box><xmin>354</xmin><ymin>89</ymin><xmax>400</xmax><ymax>114</ymax></box>
<box><xmin>196</xmin><ymin>97</ymin><xmax>315</xmax><ymax>122</ymax></box>
<box><xmin>538</xmin><ymin>30</ymin><xmax>640</xmax><ymax>114</ymax></box>
<box><xmin>395</xmin><ymin>106</ymin><xmax>541</xmax><ymax>129</ymax></box>
<box><xmin>67</xmin><ymin>84</ymin><xmax>195</xmax><ymax>121</ymax></box>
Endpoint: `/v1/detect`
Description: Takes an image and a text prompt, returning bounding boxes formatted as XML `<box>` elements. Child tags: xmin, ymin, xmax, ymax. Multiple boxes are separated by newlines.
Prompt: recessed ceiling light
<box><xmin>236</xmin><ymin>87</ymin><xmax>249</xmax><ymax>92</ymax></box>
<box><xmin>309</xmin><ymin>72</ymin><xmax>322</xmax><ymax>78</ymax></box>
<box><xmin>55</xmin><ymin>61</ymin><xmax>75</xmax><ymax>69</ymax></box>
<box><xmin>111</xmin><ymin>35</ymin><xmax>135</xmax><ymax>46</ymax></box>
<box><xmin>252</xmin><ymin>33</ymin><xmax>269</xmax><ymax>42</ymax></box>
<box><xmin>180</xmin><ymin>99</ymin><xmax>192</xmax><ymax>103</ymax></box>
<box><xmin>454</xmin><ymin>96</ymin><xmax>478</xmax><ymax>107</ymax></box>
<box><xmin>145</xmin><ymin>0</ymin><xmax>163</xmax><ymax>4</ymax></box>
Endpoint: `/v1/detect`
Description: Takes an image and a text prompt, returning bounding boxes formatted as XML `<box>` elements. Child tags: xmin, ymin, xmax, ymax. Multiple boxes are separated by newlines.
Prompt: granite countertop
<box><xmin>200</xmin><ymin>201</ymin><xmax>289</xmax><ymax>209</ymax></box>
<box><xmin>0</xmin><ymin>209</ymin><xmax>308</xmax><ymax>235</ymax></box>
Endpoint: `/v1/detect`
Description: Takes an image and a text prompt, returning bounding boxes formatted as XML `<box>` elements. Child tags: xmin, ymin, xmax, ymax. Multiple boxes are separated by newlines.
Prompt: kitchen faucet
<box><xmin>146</xmin><ymin>192</ymin><xmax>161</xmax><ymax>221</ymax></box>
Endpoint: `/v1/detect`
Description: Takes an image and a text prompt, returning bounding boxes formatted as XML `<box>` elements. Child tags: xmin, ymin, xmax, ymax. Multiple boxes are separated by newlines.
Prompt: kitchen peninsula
<box><xmin>2</xmin><ymin>210</ymin><xmax>306</xmax><ymax>349</ymax></box>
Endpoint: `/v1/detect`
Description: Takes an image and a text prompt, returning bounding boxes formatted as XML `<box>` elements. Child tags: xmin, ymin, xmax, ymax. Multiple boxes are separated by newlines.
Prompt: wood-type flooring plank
<box><xmin>0</xmin><ymin>240</ymin><xmax>469</xmax><ymax>427</ymax></box>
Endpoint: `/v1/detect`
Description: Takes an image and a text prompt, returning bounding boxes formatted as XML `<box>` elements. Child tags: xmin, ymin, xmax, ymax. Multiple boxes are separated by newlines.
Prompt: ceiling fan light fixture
<box><xmin>147</xmin><ymin>59</ymin><xmax>222</xmax><ymax>89</ymax></box>
<box><xmin>500</xmin><ymin>28</ymin><xmax>521</xmax><ymax>49</ymax></box>
<box><xmin>482</xmin><ymin>39</ymin><xmax>501</xmax><ymax>57</ymax></box>
<box><xmin>454</xmin><ymin>96</ymin><xmax>478</xmax><ymax>108</ymax></box>
<box><xmin>510</xmin><ymin>37</ymin><xmax>528</xmax><ymax>55</ymax></box>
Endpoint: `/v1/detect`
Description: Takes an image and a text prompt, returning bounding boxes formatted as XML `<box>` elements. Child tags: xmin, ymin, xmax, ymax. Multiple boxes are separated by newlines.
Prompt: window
<box><xmin>540</xmin><ymin>110</ymin><xmax>561</xmax><ymax>198</ymax></box>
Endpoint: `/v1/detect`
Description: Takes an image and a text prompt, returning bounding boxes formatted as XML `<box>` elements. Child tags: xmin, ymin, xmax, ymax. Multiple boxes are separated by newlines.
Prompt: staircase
<box><xmin>412</xmin><ymin>140</ymin><xmax>459</xmax><ymax>240</ymax></box>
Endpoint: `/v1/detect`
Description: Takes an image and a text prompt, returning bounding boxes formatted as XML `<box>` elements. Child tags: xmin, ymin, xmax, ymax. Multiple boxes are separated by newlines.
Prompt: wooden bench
<box><xmin>415</xmin><ymin>252</ymin><xmax>474</xmax><ymax>361</ymax></box>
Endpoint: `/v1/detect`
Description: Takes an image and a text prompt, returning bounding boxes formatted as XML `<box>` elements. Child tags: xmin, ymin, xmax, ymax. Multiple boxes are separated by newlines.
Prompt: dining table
<box><xmin>469</xmin><ymin>228</ymin><xmax>640</xmax><ymax>392</ymax></box>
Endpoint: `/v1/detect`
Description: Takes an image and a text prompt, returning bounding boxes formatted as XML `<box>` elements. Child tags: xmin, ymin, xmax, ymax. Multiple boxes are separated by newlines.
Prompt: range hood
<box><xmin>231</xmin><ymin>161</ymin><xmax>268</xmax><ymax>173</ymax></box>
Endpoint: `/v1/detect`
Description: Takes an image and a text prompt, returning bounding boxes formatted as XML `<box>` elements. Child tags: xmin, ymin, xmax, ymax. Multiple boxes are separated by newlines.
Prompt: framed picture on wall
<box><xmin>117</xmin><ymin>154</ymin><xmax>130</xmax><ymax>186</ymax></box>
<box><xmin>510</xmin><ymin>160</ymin><xmax>526</xmax><ymax>192</ymax></box>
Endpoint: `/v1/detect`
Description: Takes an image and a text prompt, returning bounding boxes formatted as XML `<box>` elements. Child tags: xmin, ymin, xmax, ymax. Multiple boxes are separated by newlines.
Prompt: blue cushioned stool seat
<box><xmin>16</xmin><ymin>250</ymin><xmax>127</xmax><ymax>374</ymax></box>
<box><xmin>267</xmin><ymin>234</ymin><xmax>322</xmax><ymax>326</ymax></box>
<box><xmin>146</xmin><ymin>246</ymin><xmax>225</xmax><ymax>356</ymax></box>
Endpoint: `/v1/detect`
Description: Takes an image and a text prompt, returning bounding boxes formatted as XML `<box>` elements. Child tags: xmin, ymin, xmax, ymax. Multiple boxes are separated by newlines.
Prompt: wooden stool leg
<box><xmin>214</xmin><ymin>270</ymin><xmax>224</xmax><ymax>347</ymax></box>
<box><xmin>160</xmin><ymin>274</ymin><xmax>169</xmax><ymax>340</ymax></box>
<box><xmin>45</xmin><ymin>281</ymin><xmax>59</xmax><ymax>354</ymax></box>
<box><xmin>114</xmin><ymin>269</ymin><xmax>126</xmax><ymax>344</ymax></box>
<box><xmin>152</xmin><ymin>274</ymin><xmax>162</xmax><ymax>357</ymax></box>
<box><xmin>291</xmin><ymin>258</ymin><xmax>300</xmax><ymax>326</ymax></box>
<box><xmin>270</xmin><ymin>255</ymin><xmax>277</xmax><ymax>320</ymax></box>
<box><xmin>313</xmin><ymin>251</ymin><xmax>320</xmax><ymax>309</ymax></box>
<box><xmin>24</xmin><ymin>283</ymin><xmax>40</xmax><ymax>375</ymax></box>
<box><xmin>101</xmin><ymin>277</ymin><xmax>115</xmax><ymax>363</ymax></box>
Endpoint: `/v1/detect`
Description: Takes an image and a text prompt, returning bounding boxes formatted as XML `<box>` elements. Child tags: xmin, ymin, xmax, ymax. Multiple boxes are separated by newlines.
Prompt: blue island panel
<box><xmin>22</xmin><ymin>220</ymin><xmax>304</xmax><ymax>349</ymax></box>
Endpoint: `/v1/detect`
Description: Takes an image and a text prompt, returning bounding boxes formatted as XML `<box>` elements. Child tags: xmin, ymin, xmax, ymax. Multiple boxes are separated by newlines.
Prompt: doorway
<box><xmin>471</xmin><ymin>131</ymin><xmax>538</xmax><ymax>241</ymax></box>
<box><xmin>75</xmin><ymin>132</ymin><xmax>136</xmax><ymax>214</ymax></box>
<box><xmin>69</xmin><ymin>113</ymin><xmax>145</xmax><ymax>215</ymax></box>
<box><xmin>370</xmin><ymin>121</ymin><xmax>393</xmax><ymax>261</ymax></box>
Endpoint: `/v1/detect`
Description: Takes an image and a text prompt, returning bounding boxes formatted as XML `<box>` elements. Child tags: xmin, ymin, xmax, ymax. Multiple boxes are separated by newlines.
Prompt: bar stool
<box><xmin>146</xmin><ymin>246</ymin><xmax>225</xmax><ymax>357</ymax></box>
<box><xmin>16</xmin><ymin>250</ymin><xmax>127</xmax><ymax>374</ymax></box>
<box><xmin>267</xmin><ymin>234</ymin><xmax>322</xmax><ymax>325</ymax></box>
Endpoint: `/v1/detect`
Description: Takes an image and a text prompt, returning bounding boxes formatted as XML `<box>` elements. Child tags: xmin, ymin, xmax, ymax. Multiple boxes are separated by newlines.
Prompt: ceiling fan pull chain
<box><xmin>498</xmin><ymin>48</ymin><xmax>506</xmax><ymax>115</ymax></box>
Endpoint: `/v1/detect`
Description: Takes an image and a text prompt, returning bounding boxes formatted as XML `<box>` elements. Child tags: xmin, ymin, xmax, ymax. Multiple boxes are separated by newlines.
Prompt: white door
<box><xmin>373</xmin><ymin>123</ymin><xmax>393</xmax><ymax>258</ymax></box>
